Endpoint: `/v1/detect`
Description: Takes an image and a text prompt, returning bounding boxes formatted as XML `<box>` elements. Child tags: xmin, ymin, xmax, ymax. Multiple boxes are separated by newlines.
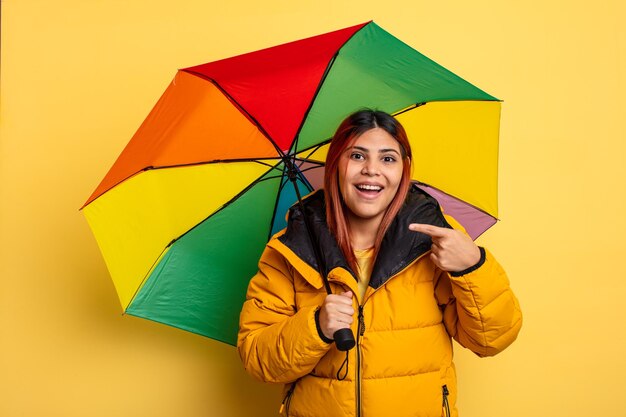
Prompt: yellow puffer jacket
<box><xmin>238</xmin><ymin>187</ymin><xmax>522</xmax><ymax>417</ymax></box>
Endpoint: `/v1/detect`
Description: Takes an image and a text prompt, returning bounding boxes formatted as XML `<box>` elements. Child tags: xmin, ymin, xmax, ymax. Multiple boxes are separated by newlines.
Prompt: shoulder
<box><xmin>265</xmin><ymin>234</ymin><xmax>326</xmax><ymax>290</ymax></box>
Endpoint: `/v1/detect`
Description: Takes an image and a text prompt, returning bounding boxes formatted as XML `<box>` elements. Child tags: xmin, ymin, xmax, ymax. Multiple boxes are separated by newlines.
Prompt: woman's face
<box><xmin>338</xmin><ymin>127</ymin><xmax>404</xmax><ymax>229</ymax></box>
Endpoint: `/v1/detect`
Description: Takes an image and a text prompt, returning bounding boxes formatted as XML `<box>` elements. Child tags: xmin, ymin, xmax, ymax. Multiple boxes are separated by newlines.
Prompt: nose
<box><xmin>362</xmin><ymin>159</ymin><xmax>380</xmax><ymax>176</ymax></box>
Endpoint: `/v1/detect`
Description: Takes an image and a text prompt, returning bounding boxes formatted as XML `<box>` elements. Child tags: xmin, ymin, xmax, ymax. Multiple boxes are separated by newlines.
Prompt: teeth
<box><xmin>357</xmin><ymin>184</ymin><xmax>382</xmax><ymax>191</ymax></box>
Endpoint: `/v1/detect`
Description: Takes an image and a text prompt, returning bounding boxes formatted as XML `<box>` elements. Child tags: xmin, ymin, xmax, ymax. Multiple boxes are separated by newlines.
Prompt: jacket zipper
<box><xmin>356</xmin><ymin>304</ymin><xmax>365</xmax><ymax>417</ymax></box>
<box><xmin>334</xmin><ymin>252</ymin><xmax>430</xmax><ymax>417</ymax></box>
<box><xmin>355</xmin><ymin>251</ymin><xmax>430</xmax><ymax>417</ymax></box>
<box><xmin>442</xmin><ymin>385</ymin><xmax>450</xmax><ymax>417</ymax></box>
<box><xmin>279</xmin><ymin>382</ymin><xmax>296</xmax><ymax>416</ymax></box>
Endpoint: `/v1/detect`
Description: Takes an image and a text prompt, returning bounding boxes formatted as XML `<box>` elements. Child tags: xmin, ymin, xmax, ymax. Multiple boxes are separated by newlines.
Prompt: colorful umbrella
<box><xmin>82</xmin><ymin>21</ymin><xmax>501</xmax><ymax>345</ymax></box>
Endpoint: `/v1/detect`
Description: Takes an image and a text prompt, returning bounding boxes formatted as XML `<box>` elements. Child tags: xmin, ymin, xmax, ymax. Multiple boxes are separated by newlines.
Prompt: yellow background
<box><xmin>1</xmin><ymin>0</ymin><xmax>625</xmax><ymax>416</ymax></box>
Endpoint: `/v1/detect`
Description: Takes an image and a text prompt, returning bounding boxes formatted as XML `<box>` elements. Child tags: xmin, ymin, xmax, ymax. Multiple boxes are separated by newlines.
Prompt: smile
<box><xmin>355</xmin><ymin>184</ymin><xmax>383</xmax><ymax>192</ymax></box>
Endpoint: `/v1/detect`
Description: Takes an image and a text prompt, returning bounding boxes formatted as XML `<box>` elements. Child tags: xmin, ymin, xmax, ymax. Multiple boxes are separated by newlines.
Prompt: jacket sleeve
<box><xmin>237</xmin><ymin>244</ymin><xmax>332</xmax><ymax>383</ymax></box>
<box><xmin>435</xmin><ymin>217</ymin><xmax>523</xmax><ymax>357</ymax></box>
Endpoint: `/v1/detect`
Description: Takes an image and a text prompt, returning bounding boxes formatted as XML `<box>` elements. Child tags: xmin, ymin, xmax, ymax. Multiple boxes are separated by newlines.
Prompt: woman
<box><xmin>238</xmin><ymin>110</ymin><xmax>522</xmax><ymax>417</ymax></box>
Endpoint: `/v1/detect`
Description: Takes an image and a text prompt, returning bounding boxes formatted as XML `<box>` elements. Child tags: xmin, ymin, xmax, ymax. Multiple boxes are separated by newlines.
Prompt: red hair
<box><xmin>323</xmin><ymin>110</ymin><xmax>412</xmax><ymax>273</ymax></box>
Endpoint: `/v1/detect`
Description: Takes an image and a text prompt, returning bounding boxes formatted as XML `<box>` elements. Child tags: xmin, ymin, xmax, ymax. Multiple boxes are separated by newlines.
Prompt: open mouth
<box><xmin>355</xmin><ymin>184</ymin><xmax>383</xmax><ymax>193</ymax></box>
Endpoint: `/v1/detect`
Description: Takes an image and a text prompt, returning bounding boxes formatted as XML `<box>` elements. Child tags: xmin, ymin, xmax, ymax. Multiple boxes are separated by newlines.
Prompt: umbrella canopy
<box><xmin>82</xmin><ymin>21</ymin><xmax>501</xmax><ymax>345</ymax></box>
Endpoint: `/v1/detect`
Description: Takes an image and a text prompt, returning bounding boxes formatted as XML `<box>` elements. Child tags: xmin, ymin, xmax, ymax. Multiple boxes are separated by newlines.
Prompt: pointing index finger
<box><xmin>408</xmin><ymin>223</ymin><xmax>449</xmax><ymax>238</ymax></box>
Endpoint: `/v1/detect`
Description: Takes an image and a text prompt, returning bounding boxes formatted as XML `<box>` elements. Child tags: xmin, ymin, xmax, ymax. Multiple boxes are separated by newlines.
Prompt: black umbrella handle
<box><xmin>319</xmin><ymin>253</ymin><xmax>355</xmax><ymax>351</ymax></box>
<box><xmin>285</xmin><ymin>158</ymin><xmax>356</xmax><ymax>352</ymax></box>
<box><xmin>324</xmin><ymin>277</ymin><xmax>355</xmax><ymax>352</ymax></box>
<box><xmin>333</xmin><ymin>328</ymin><xmax>356</xmax><ymax>351</ymax></box>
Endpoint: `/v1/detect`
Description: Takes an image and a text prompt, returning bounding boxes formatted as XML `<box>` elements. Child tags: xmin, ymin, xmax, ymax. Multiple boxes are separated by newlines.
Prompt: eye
<box><xmin>382</xmin><ymin>155</ymin><xmax>397</xmax><ymax>163</ymax></box>
<box><xmin>350</xmin><ymin>152</ymin><xmax>365</xmax><ymax>161</ymax></box>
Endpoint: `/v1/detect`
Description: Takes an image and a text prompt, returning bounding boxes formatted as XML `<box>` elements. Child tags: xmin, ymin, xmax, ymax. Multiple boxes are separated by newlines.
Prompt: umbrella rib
<box><xmin>165</xmin><ymin>165</ymin><xmax>281</xmax><ymax>246</ymax></box>
<box><xmin>148</xmin><ymin>158</ymin><xmax>280</xmax><ymax>171</ymax></box>
<box><xmin>82</xmin><ymin>159</ymin><xmax>282</xmax><ymax>209</ymax></box>
<box><xmin>288</xmin><ymin>163</ymin><xmax>314</xmax><ymax>193</ymax></box>
<box><xmin>414</xmin><ymin>180</ymin><xmax>500</xmax><ymax>221</ymax></box>
<box><xmin>392</xmin><ymin>98</ymin><xmax>503</xmax><ymax>119</ymax></box>
<box><xmin>265</xmin><ymin>162</ymin><xmax>317</xmax><ymax>241</ymax></box>
<box><xmin>392</xmin><ymin>102</ymin><xmax>427</xmax><ymax>116</ymax></box>
<box><xmin>182</xmin><ymin>70</ymin><xmax>288</xmax><ymax>159</ymax></box>
<box><xmin>276</xmin><ymin>146</ymin><xmax>323</xmax><ymax>238</ymax></box>
<box><xmin>125</xmin><ymin>244</ymin><xmax>170</xmax><ymax>312</ymax></box>
<box><xmin>289</xmin><ymin>23</ymin><xmax>366</xmax><ymax>156</ymax></box>
<box><xmin>292</xmin><ymin>140</ymin><xmax>332</xmax><ymax>161</ymax></box>
<box><xmin>297</xmin><ymin>165</ymin><xmax>324</xmax><ymax>175</ymax></box>
<box><xmin>290</xmin><ymin>159</ymin><xmax>317</xmax><ymax>191</ymax></box>
<box><xmin>126</xmin><ymin>164</ymin><xmax>284</xmax><ymax>309</ymax></box>
<box><xmin>290</xmin><ymin>52</ymin><xmax>338</xmax><ymax>156</ymax></box>
<box><xmin>266</xmin><ymin>166</ymin><xmax>290</xmax><ymax>242</ymax></box>
<box><xmin>296</xmin><ymin>172</ymin><xmax>314</xmax><ymax>193</ymax></box>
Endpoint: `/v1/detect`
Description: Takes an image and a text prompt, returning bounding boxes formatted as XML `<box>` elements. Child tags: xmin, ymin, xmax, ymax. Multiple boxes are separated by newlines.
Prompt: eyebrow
<box><xmin>351</xmin><ymin>146</ymin><xmax>401</xmax><ymax>155</ymax></box>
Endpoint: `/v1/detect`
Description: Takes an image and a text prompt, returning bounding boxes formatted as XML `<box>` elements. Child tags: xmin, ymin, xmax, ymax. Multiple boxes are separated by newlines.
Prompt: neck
<box><xmin>347</xmin><ymin>213</ymin><xmax>383</xmax><ymax>250</ymax></box>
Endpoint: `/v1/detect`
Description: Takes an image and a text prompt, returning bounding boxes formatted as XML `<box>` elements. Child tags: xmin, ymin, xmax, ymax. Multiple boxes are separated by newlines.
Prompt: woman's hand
<box><xmin>409</xmin><ymin>223</ymin><xmax>480</xmax><ymax>272</ymax></box>
<box><xmin>318</xmin><ymin>291</ymin><xmax>354</xmax><ymax>340</ymax></box>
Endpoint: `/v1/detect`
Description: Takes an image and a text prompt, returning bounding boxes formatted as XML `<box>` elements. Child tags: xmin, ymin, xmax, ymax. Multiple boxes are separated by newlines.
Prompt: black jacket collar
<box><xmin>278</xmin><ymin>184</ymin><xmax>451</xmax><ymax>289</ymax></box>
